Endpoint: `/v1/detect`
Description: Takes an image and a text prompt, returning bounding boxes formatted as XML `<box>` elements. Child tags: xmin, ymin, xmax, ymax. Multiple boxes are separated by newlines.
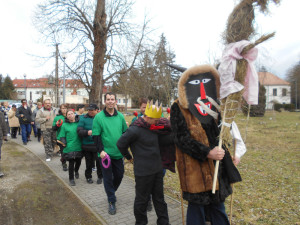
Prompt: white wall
<box><xmin>265</xmin><ymin>85</ymin><xmax>291</xmax><ymax>109</ymax></box>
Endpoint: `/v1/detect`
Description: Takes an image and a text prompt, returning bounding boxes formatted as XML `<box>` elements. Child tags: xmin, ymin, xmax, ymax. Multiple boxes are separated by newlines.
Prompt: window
<box><xmin>282</xmin><ymin>88</ymin><xmax>287</xmax><ymax>96</ymax></box>
<box><xmin>18</xmin><ymin>91</ymin><xmax>24</xmax><ymax>95</ymax></box>
<box><xmin>77</xmin><ymin>91</ymin><xmax>81</xmax><ymax>96</ymax></box>
<box><xmin>273</xmin><ymin>88</ymin><xmax>277</xmax><ymax>96</ymax></box>
<box><xmin>36</xmin><ymin>91</ymin><xmax>39</xmax><ymax>94</ymax></box>
<box><xmin>123</xmin><ymin>99</ymin><xmax>128</xmax><ymax>103</ymax></box>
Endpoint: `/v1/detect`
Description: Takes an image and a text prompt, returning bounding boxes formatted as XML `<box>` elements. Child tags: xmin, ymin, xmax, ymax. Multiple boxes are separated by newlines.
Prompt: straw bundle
<box><xmin>212</xmin><ymin>0</ymin><xmax>280</xmax><ymax>194</ymax></box>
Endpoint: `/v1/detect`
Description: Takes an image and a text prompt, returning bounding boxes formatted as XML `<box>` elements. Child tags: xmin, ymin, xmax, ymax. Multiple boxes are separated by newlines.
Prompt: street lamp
<box><xmin>23</xmin><ymin>74</ymin><xmax>27</xmax><ymax>100</ymax></box>
<box><xmin>62</xmin><ymin>54</ymin><xmax>67</xmax><ymax>104</ymax></box>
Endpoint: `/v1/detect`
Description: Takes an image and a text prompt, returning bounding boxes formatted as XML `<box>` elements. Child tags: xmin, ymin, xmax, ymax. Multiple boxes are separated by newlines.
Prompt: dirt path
<box><xmin>0</xmin><ymin>141</ymin><xmax>102</xmax><ymax>225</ymax></box>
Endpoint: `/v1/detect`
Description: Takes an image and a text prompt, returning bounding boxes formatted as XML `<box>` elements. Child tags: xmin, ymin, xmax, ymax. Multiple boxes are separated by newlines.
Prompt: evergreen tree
<box><xmin>153</xmin><ymin>33</ymin><xmax>177</xmax><ymax>106</ymax></box>
<box><xmin>242</xmin><ymin>83</ymin><xmax>266</xmax><ymax>117</ymax></box>
<box><xmin>2</xmin><ymin>75</ymin><xmax>16</xmax><ymax>99</ymax></box>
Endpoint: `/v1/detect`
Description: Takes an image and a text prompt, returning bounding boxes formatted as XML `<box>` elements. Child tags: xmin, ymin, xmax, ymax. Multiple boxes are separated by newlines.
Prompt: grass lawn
<box><xmin>123</xmin><ymin>111</ymin><xmax>300</xmax><ymax>225</ymax></box>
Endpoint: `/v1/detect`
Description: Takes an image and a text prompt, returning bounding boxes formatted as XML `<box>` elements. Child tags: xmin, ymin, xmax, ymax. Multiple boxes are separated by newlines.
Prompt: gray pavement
<box><xmin>11</xmin><ymin>136</ymin><xmax>186</xmax><ymax>225</ymax></box>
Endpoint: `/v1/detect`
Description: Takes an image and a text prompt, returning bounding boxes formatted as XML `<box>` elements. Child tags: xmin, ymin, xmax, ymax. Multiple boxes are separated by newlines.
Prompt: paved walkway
<box><xmin>11</xmin><ymin>137</ymin><xmax>186</xmax><ymax>225</ymax></box>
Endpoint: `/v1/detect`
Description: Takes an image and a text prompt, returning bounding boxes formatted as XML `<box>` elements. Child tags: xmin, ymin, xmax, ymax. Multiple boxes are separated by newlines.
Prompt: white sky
<box><xmin>0</xmin><ymin>0</ymin><xmax>299</xmax><ymax>80</ymax></box>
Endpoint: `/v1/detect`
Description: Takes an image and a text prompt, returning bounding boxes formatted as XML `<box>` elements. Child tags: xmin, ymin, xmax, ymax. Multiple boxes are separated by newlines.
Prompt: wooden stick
<box><xmin>212</xmin><ymin>100</ymin><xmax>228</xmax><ymax>193</ymax></box>
<box><xmin>180</xmin><ymin>189</ymin><xmax>185</xmax><ymax>225</ymax></box>
<box><xmin>230</xmin><ymin>139</ymin><xmax>237</xmax><ymax>225</ymax></box>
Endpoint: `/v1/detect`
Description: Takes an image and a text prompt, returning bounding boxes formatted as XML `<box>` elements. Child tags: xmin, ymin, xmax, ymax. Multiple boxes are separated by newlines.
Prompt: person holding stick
<box><xmin>170</xmin><ymin>64</ymin><xmax>242</xmax><ymax>225</ymax></box>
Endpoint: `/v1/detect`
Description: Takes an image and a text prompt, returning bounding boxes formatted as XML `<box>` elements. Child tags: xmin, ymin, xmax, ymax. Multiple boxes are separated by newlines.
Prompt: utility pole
<box><xmin>55</xmin><ymin>44</ymin><xmax>59</xmax><ymax>107</ymax></box>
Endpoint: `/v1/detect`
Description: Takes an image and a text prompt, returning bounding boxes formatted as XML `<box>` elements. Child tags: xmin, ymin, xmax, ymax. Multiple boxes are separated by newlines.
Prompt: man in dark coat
<box><xmin>0</xmin><ymin>111</ymin><xmax>8</xmax><ymax>177</ymax></box>
<box><xmin>16</xmin><ymin>99</ymin><xmax>34</xmax><ymax>145</ymax></box>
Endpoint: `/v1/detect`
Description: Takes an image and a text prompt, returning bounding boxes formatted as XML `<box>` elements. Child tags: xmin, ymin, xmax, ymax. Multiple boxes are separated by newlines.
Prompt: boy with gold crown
<box><xmin>117</xmin><ymin>100</ymin><xmax>171</xmax><ymax>225</ymax></box>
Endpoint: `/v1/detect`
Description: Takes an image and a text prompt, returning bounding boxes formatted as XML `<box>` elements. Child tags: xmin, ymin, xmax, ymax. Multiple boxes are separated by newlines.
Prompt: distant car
<box><xmin>9</xmin><ymin>103</ymin><xmax>22</xmax><ymax>108</ymax></box>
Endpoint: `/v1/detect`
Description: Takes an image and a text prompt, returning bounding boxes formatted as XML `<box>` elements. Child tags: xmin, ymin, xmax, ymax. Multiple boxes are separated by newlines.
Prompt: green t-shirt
<box><xmin>92</xmin><ymin>110</ymin><xmax>127</xmax><ymax>159</ymax></box>
<box><xmin>57</xmin><ymin>122</ymin><xmax>82</xmax><ymax>153</ymax></box>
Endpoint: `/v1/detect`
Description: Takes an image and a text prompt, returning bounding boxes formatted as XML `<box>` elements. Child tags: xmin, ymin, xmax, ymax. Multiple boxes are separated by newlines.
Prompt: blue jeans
<box><xmin>20</xmin><ymin>124</ymin><xmax>31</xmax><ymax>143</ymax></box>
<box><xmin>32</xmin><ymin>124</ymin><xmax>37</xmax><ymax>136</ymax></box>
<box><xmin>100</xmin><ymin>158</ymin><xmax>124</xmax><ymax>203</ymax></box>
<box><xmin>186</xmin><ymin>202</ymin><xmax>230</xmax><ymax>225</ymax></box>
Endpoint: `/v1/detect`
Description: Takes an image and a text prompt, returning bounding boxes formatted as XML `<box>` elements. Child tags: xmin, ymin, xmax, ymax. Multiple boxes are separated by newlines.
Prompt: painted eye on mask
<box><xmin>188</xmin><ymin>80</ymin><xmax>200</xmax><ymax>85</ymax></box>
<box><xmin>202</xmin><ymin>79</ymin><xmax>211</xmax><ymax>83</ymax></box>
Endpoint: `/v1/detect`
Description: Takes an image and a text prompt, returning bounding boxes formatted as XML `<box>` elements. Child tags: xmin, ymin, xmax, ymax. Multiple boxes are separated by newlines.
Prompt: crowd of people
<box><xmin>0</xmin><ymin>77</ymin><xmax>246</xmax><ymax>225</ymax></box>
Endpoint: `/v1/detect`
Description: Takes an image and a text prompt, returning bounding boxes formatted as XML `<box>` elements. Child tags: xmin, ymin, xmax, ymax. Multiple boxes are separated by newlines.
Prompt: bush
<box><xmin>242</xmin><ymin>83</ymin><xmax>266</xmax><ymax>117</ymax></box>
<box><xmin>274</xmin><ymin>103</ymin><xmax>295</xmax><ymax>112</ymax></box>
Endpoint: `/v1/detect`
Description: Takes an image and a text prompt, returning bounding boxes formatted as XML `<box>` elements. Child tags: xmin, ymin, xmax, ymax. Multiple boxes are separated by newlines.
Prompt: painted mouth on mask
<box><xmin>194</xmin><ymin>102</ymin><xmax>211</xmax><ymax>116</ymax></box>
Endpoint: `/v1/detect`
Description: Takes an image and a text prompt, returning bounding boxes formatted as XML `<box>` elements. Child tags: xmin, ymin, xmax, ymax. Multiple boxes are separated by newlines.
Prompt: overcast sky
<box><xmin>0</xmin><ymin>0</ymin><xmax>299</xmax><ymax>80</ymax></box>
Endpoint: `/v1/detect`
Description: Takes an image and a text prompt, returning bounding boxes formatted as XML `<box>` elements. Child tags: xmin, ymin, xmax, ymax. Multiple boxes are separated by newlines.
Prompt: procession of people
<box><xmin>0</xmin><ymin>84</ymin><xmax>246</xmax><ymax>225</ymax></box>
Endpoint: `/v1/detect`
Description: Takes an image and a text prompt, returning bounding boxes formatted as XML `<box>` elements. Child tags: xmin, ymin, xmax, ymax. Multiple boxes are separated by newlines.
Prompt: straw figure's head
<box><xmin>173</xmin><ymin>64</ymin><xmax>220</xmax><ymax>124</ymax></box>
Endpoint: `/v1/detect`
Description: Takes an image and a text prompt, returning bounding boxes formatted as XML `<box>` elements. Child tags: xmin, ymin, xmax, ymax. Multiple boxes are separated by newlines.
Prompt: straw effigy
<box><xmin>212</xmin><ymin>0</ymin><xmax>281</xmax><ymax>194</ymax></box>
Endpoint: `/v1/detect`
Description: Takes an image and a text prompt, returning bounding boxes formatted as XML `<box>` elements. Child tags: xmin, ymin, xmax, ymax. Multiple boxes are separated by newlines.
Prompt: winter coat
<box><xmin>35</xmin><ymin>107</ymin><xmax>57</xmax><ymax>131</ymax></box>
<box><xmin>0</xmin><ymin>112</ymin><xmax>7</xmax><ymax>140</ymax></box>
<box><xmin>15</xmin><ymin>106</ymin><xmax>32</xmax><ymax>124</ymax></box>
<box><xmin>8</xmin><ymin>109</ymin><xmax>20</xmax><ymax>127</ymax></box>
<box><xmin>32</xmin><ymin>108</ymin><xmax>41</xmax><ymax>129</ymax></box>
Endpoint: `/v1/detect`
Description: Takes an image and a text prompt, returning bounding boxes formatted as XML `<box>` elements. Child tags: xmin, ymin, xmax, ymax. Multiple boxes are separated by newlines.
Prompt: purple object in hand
<box><xmin>102</xmin><ymin>154</ymin><xmax>111</xmax><ymax>168</ymax></box>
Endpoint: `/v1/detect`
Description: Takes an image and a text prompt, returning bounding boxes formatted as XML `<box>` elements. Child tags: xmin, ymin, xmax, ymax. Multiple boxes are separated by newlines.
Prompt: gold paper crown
<box><xmin>145</xmin><ymin>100</ymin><xmax>162</xmax><ymax>119</ymax></box>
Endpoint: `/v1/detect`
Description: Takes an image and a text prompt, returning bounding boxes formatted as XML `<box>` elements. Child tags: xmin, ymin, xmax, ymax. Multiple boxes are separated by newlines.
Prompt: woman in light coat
<box><xmin>8</xmin><ymin>105</ymin><xmax>20</xmax><ymax>139</ymax></box>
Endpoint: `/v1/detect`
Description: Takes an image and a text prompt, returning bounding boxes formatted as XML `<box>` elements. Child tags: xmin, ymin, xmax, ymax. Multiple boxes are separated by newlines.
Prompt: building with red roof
<box><xmin>258</xmin><ymin>71</ymin><xmax>291</xmax><ymax>109</ymax></box>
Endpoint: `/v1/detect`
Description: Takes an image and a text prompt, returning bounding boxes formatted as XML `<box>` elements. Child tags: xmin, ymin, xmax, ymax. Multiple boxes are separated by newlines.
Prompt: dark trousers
<box><xmin>101</xmin><ymin>157</ymin><xmax>124</xmax><ymax>203</ymax></box>
<box><xmin>11</xmin><ymin>127</ymin><xmax>18</xmax><ymax>138</ymax></box>
<box><xmin>134</xmin><ymin>171</ymin><xmax>169</xmax><ymax>225</ymax></box>
<box><xmin>186</xmin><ymin>202</ymin><xmax>230</xmax><ymax>225</ymax></box>
<box><xmin>37</xmin><ymin>128</ymin><xmax>42</xmax><ymax>141</ymax></box>
<box><xmin>20</xmin><ymin>124</ymin><xmax>31</xmax><ymax>143</ymax></box>
<box><xmin>68</xmin><ymin>158</ymin><xmax>82</xmax><ymax>180</ymax></box>
<box><xmin>84</xmin><ymin>151</ymin><xmax>102</xmax><ymax>179</ymax></box>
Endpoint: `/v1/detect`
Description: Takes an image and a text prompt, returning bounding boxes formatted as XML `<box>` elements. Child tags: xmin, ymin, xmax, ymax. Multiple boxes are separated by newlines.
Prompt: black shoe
<box><xmin>147</xmin><ymin>200</ymin><xmax>153</xmax><ymax>212</ymax></box>
<box><xmin>0</xmin><ymin>172</ymin><xmax>4</xmax><ymax>177</ymax></box>
<box><xmin>108</xmin><ymin>202</ymin><xmax>116</xmax><ymax>215</ymax></box>
<box><xmin>87</xmin><ymin>178</ymin><xmax>93</xmax><ymax>184</ymax></box>
<box><xmin>23</xmin><ymin>142</ymin><xmax>27</xmax><ymax>145</ymax></box>
<box><xmin>62</xmin><ymin>163</ymin><xmax>68</xmax><ymax>171</ymax></box>
<box><xmin>75</xmin><ymin>172</ymin><xmax>79</xmax><ymax>179</ymax></box>
<box><xmin>27</xmin><ymin>139</ymin><xmax>31</xmax><ymax>142</ymax></box>
<box><xmin>69</xmin><ymin>179</ymin><xmax>76</xmax><ymax>186</ymax></box>
<box><xmin>97</xmin><ymin>178</ymin><xmax>103</xmax><ymax>184</ymax></box>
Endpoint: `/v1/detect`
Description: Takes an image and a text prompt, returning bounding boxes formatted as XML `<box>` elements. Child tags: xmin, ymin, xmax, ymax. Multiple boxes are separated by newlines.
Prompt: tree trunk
<box><xmin>90</xmin><ymin>0</ymin><xmax>107</xmax><ymax>107</ymax></box>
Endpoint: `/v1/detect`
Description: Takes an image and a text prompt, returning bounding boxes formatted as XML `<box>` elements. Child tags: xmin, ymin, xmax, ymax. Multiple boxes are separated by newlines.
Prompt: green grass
<box><xmin>123</xmin><ymin>111</ymin><xmax>300</xmax><ymax>225</ymax></box>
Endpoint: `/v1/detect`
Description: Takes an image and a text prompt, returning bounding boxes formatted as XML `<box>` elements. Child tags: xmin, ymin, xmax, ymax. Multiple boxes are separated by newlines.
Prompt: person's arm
<box><xmin>170</xmin><ymin>102</ymin><xmax>212</xmax><ymax>162</ymax></box>
<box><xmin>35</xmin><ymin>110</ymin><xmax>47</xmax><ymax>124</ymax></box>
<box><xmin>230</xmin><ymin>121</ymin><xmax>246</xmax><ymax>165</ymax></box>
<box><xmin>0</xmin><ymin>113</ymin><xmax>7</xmax><ymax>139</ymax></box>
<box><xmin>57</xmin><ymin>124</ymin><xmax>66</xmax><ymax>146</ymax></box>
<box><xmin>92</xmin><ymin>114</ymin><xmax>103</xmax><ymax>153</ymax></box>
<box><xmin>15</xmin><ymin>108</ymin><xmax>22</xmax><ymax>118</ymax></box>
<box><xmin>8</xmin><ymin>110</ymin><xmax>14</xmax><ymax>119</ymax></box>
<box><xmin>116</xmin><ymin>128</ymin><xmax>136</xmax><ymax>161</ymax></box>
<box><xmin>77</xmin><ymin>119</ymin><xmax>89</xmax><ymax>137</ymax></box>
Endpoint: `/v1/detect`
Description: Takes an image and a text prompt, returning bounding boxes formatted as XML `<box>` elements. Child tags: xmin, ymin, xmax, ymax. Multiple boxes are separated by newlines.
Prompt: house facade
<box><xmin>13</xmin><ymin>78</ymin><xmax>132</xmax><ymax>108</ymax></box>
<box><xmin>258</xmin><ymin>72</ymin><xmax>291</xmax><ymax>109</ymax></box>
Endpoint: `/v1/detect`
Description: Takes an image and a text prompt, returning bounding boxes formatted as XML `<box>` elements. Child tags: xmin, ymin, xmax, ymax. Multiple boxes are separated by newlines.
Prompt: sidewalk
<box><xmin>11</xmin><ymin>137</ymin><xmax>186</xmax><ymax>225</ymax></box>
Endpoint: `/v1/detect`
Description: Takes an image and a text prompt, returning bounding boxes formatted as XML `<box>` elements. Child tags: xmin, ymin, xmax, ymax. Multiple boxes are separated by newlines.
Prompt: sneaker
<box><xmin>27</xmin><ymin>139</ymin><xmax>31</xmax><ymax>142</ymax></box>
<box><xmin>147</xmin><ymin>200</ymin><xmax>153</xmax><ymax>212</ymax></box>
<box><xmin>62</xmin><ymin>163</ymin><xmax>68</xmax><ymax>171</ymax></box>
<box><xmin>97</xmin><ymin>178</ymin><xmax>103</xmax><ymax>184</ymax></box>
<box><xmin>23</xmin><ymin>142</ymin><xmax>27</xmax><ymax>145</ymax></box>
<box><xmin>7</xmin><ymin>133</ymin><xmax>10</xmax><ymax>137</ymax></box>
<box><xmin>108</xmin><ymin>202</ymin><xmax>116</xmax><ymax>215</ymax></box>
<box><xmin>69</xmin><ymin>179</ymin><xmax>76</xmax><ymax>186</ymax></box>
<box><xmin>75</xmin><ymin>172</ymin><xmax>79</xmax><ymax>179</ymax></box>
<box><xmin>87</xmin><ymin>178</ymin><xmax>93</xmax><ymax>184</ymax></box>
<box><xmin>0</xmin><ymin>172</ymin><xmax>4</xmax><ymax>177</ymax></box>
<box><xmin>92</xmin><ymin>167</ymin><xmax>97</xmax><ymax>172</ymax></box>
<box><xmin>46</xmin><ymin>158</ymin><xmax>51</xmax><ymax>162</ymax></box>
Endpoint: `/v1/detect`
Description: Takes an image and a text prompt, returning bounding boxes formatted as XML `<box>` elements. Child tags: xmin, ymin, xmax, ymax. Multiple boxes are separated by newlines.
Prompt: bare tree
<box><xmin>34</xmin><ymin>0</ymin><xmax>151</xmax><ymax>106</ymax></box>
<box><xmin>287</xmin><ymin>61</ymin><xmax>300</xmax><ymax>109</ymax></box>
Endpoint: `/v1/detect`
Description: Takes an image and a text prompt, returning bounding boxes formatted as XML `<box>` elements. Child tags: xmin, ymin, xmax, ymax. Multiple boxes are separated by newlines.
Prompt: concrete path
<box><xmin>11</xmin><ymin>136</ymin><xmax>186</xmax><ymax>225</ymax></box>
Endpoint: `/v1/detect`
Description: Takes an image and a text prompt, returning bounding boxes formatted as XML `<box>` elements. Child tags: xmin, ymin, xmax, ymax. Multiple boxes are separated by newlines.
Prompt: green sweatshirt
<box><xmin>92</xmin><ymin>110</ymin><xmax>127</xmax><ymax>159</ymax></box>
<box><xmin>53</xmin><ymin>114</ymin><xmax>66</xmax><ymax>137</ymax></box>
<box><xmin>57</xmin><ymin>122</ymin><xmax>82</xmax><ymax>154</ymax></box>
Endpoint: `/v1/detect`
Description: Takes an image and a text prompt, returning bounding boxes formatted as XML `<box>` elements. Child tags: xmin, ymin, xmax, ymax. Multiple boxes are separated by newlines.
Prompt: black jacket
<box><xmin>117</xmin><ymin>120</ymin><xmax>164</xmax><ymax>176</ymax></box>
<box><xmin>16</xmin><ymin>106</ymin><xmax>32</xmax><ymax>124</ymax></box>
